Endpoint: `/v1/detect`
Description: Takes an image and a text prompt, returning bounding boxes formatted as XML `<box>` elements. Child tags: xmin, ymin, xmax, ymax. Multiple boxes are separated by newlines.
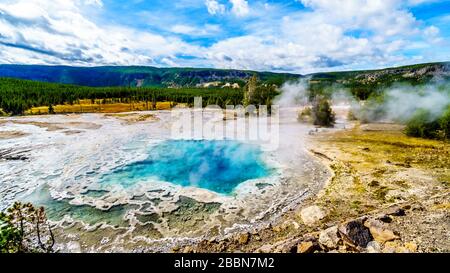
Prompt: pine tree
<box><xmin>48</xmin><ymin>104</ymin><xmax>55</xmax><ymax>114</ymax></box>
<box><xmin>243</xmin><ymin>74</ymin><xmax>258</xmax><ymax>106</ymax></box>
<box><xmin>312</xmin><ymin>96</ymin><xmax>335</xmax><ymax>127</ymax></box>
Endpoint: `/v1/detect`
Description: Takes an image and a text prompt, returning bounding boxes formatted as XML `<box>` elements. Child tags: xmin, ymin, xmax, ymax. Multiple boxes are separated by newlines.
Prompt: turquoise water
<box><xmin>99</xmin><ymin>140</ymin><xmax>270</xmax><ymax>194</ymax></box>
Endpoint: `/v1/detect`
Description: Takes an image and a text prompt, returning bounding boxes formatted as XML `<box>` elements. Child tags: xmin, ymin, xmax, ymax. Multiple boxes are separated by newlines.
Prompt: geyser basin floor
<box><xmin>100</xmin><ymin>140</ymin><xmax>270</xmax><ymax>194</ymax></box>
<box><xmin>0</xmin><ymin>110</ymin><xmax>331</xmax><ymax>252</ymax></box>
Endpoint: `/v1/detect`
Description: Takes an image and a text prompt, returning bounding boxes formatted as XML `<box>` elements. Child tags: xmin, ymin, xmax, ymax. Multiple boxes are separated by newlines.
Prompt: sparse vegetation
<box><xmin>311</xmin><ymin>96</ymin><xmax>335</xmax><ymax>127</ymax></box>
<box><xmin>405</xmin><ymin>107</ymin><xmax>450</xmax><ymax>140</ymax></box>
<box><xmin>439</xmin><ymin>107</ymin><xmax>450</xmax><ymax>139</ymax></box>
<box><xmin>0</xmin><ymin>202</ymin><xmax>55</xmax><ymax>253</ymax></box>
<box><xmin>314</xmin><ymin>124</ymin><xmax>450</xmax><ymax>220</ymax></box>
<box><xmin>298</xmin><ymin>107</ymin><xmax>312</xmax><ymax>123</ymax></box>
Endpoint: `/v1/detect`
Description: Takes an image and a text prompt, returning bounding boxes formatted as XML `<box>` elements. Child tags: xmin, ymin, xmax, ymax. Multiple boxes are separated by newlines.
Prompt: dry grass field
<box><xmin>24</xmin><ymin>99</ymin><xmax>177</xmax><ymax>114</ymax></box>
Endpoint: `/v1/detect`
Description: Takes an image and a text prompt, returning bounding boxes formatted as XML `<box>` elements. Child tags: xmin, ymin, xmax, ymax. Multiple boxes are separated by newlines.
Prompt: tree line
<box><xmin>0</xmin><ymin>78</ymin><xmax>249</xmax><ymax>115</ymax></box>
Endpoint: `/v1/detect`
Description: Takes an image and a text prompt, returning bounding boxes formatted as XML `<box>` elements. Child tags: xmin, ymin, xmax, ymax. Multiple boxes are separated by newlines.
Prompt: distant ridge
<box><xmin>0</xmin><ymin>65</ymin><xmax>301</xmax><ymax>88</ymax></box>
<box><xmin>0</xmin><ymin>62</ymin><xmax>448</xmax><ymax>88</ymax></box>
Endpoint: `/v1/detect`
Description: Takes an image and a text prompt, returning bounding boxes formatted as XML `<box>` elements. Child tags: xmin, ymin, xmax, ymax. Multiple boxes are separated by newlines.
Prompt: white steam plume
<box><xmin>275</xmin><ymin>77</ymin><xmax>310</xmax><ymax>107</ymax></box>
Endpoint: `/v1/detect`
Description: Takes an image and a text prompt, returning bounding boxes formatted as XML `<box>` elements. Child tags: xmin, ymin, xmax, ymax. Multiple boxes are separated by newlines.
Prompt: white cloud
<box><xmin>230</xmin><ymin>0</ymin><xmax>249</xmax><ymax>16</ymax></box>
<box><xmin>424</xmin><ymin>25</ymin><xmax>443</xmax><ymax>44</ymax></box>
<box><xmin>205</xmin><ymin>0</ymin><xmax>249</xmax><ymax>17</ymax></box>
<box><xmin>424</xmin><ymin>25</ymin><xmax>440</xmax><ymax>37</ymax></box>
<box><xmin>0</xmin><ymin>0</ymin><xmax>202</xmax><ymax>66</ymax></box>
<box><xmin>171</xmin><ymin>25</ymin><xmax>199</xmax><ymax>35</ymax></box>
<box><xmin>298</xmin><ymin>0</ymin><xmax>419</xmax><ymax>37</ymax></box>
<box><xmin>83</xmin><ymin>0</ymin><xmax>103</xmax><ymax>7</ymax></box>
<box><xmin>0</xmin><ymin>0</ymin><xmax>447</xmax><ymax>73</ymax></box>
<box><xmin>170</xmin><ymin>24</ymin><xmax>221</xmax><ymax>36</ymax></box>
<box><xmin>205</xmin><ymin>0</ymin><xmax>225</xmax><ymax>15</ymax></box>
<box><xmin>406</xmin><ymin>0</ymin><xmax>440</xmax><ymax>6</ymax></box>
<box><xmin>204</xmin><ymin>0</ymin><xmax>443</xmax><ymax>73</ymax></box>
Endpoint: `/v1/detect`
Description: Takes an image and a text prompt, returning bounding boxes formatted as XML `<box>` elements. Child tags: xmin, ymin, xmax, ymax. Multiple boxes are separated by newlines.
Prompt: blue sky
<box><xmin>0</xmin><ymin>0</ymin><xmax>449</xmax><ymax>73</ymax></box>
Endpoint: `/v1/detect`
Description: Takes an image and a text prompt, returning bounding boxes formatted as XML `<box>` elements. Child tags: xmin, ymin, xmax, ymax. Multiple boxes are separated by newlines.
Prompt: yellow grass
<box><xmin>25</xmin><ymin>100</ymin><xmax>176</xmax><ymax>114</ymax></box>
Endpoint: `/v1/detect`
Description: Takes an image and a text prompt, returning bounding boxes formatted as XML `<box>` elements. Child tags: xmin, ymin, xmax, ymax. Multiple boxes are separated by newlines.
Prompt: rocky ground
<box><xmin>174</xmin><ymin>123</ymin><xmax>449</xmax><ymax>253</ymax></box>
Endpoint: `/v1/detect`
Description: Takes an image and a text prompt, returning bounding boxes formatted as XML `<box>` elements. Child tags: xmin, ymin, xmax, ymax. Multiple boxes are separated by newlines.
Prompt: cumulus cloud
<box><xmin>230</xmin><ymin>0</ymin><xmax>249</xmax><ymax>16</ymax></box>
<box><xmin>0</xmin><ymin>0</ymin><xmax>447</xmax><ymax>73</ymax></box>
<box><xmin>205</xmin><ymin>0</ymin><xmax>249</xmax><ymax>17</ymax></box>
<box><xmin>205</xmin><ymin>0</ymin><xmax>444</xmax><ymax>73</ymax></box>
<box><xmin>0</xmin><ymin>0</ymin><xmax>202</xmax><ymax>66</ymax></box>
<box><xmin>205</xmin><ymin>0</ymin><xmax>225</xmax><ymax>15</ymax></box>
<box><xmin>424</xmin><ymin>25</ymin><xmax>442</xmax><ymax>43</ymax></box>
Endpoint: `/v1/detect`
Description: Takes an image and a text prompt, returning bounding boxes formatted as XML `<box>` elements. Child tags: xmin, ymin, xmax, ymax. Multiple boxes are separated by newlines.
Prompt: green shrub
<box><xmin>0</xmin><ymin>213</ymin><xmax>22</xmax><ymax>253</ymax></box>
<box><xmin>0</xmin><ymin>202</ymin><xmax>55</xmax><ymax>253</ymax></box>
<box><xmin>312</xmin><ymin>96</ymin><xmax>335</xmax><ymax>127</ymax></box>
<box><xmin>405</xmin><ymin>109</ymin><xmax>441</xmax><ymax>139</ymax></box>
<box><xmin>347</xmin><ymin>110</ymin><xmax>357</xmax><ymax>121</ymax></box>
<box><xmin>439</xmin><ymin>107</ymin><xmax>450</xmax><ymax>139</ymax></box>
<box><xmin>298</xmin><ymin>107</ymin><xmax>312</xmax><ymax>123</ymax></box>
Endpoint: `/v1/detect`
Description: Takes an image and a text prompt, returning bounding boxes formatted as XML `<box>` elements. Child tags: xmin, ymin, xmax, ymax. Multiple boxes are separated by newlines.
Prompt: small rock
<box><xmin>376</xmin><ymin>214</ymin><xmax>393</xmax><ymax>223</ymax></box>
<box><xmin>237</xmin><ymin>232</ymin><xmax>250</xmax><ymax>244</ymax></box>
<box><xmin>319</xmin><ymin>226</ymin><xmax>340</xmax><ymax>249</ymax></box>
<box><xmin>297</xmin><ymin>241</ymin><xmax>316</xmax><ymax>253</ymax></box>
<box><xmin>300</xmin><ymin>205</ymin><xmax>326</xmax><ymax>226</ymax></box>
<box><xmin>338</xmin><ymin>218</ymin><xmax>373</xmax><ymax>248</ymax></box>
<box><xmin>257</xmin><ymin>244</ymin><xmax>273</xmax><ymax>253</ymax></box>
<box><xmin>385</xmin><ymin>206</ymin><xmax>406</xmax><ymax>216</ymax></box>
<box><xmin>364</xmin><ymin>219</ymin><xmax>399</xmax><ymax>243</ymax></box>
<box><xmin>366</xmin><ymin>241</ymin><xmax>381</xmax><ymax>253</ymax></box>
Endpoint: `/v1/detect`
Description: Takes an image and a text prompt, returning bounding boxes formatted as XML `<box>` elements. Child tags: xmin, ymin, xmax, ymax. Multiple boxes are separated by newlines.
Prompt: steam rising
<box><xmin>275</xmin><ymin>77</ymin><xmax>310</xmax><ymax>107</ymax></box>
<box><xmin>276</xmin><ymin>76</ymin><xmax>450</xmax><ymax>124</ymax></box>
<box><xmin>355</xmin><ymin>83</ymin><xmax>450</xmax><ymax>123</ymax></box>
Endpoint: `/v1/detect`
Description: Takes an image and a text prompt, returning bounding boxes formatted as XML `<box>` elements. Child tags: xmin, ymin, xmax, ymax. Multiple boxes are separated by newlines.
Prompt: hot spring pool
<box><xmin>99</xmin><ymin>140</ymin><xmax>271</xmax><ymax>194</ymax></box>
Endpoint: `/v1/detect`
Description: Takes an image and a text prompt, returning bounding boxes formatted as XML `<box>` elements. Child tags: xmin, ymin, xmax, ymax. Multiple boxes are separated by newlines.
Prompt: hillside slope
<box><xmin>308</xmin><ymin>62</ymin><xmax>450</xmax><ymax>99</ymax></box>
<box><xmin>0</xmin><ymin>65</ymin><xmax>300</xmax><ymax>88</ymax></box>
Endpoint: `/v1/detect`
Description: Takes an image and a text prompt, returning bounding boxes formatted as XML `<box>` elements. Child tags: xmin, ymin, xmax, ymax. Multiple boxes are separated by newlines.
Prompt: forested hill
<box><xmin>0</xmin><ymin>65</ymin><xmax>300</xmax><ymax>88</ymax></box>
<box><xmin>0</xmin><ymin>62</ymin><xmax>448</xmax><ymax>91</ymax></box>
<box><xmin>308</xmin><ymin>62</ymin><xmax>450</xmax><ymax>99</ymax></box>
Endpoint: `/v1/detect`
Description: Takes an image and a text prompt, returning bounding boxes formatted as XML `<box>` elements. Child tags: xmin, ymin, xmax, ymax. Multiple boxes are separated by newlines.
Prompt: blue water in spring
<box><xmin>99</xmin><ymin>140</ymin><xmax>271</xmax><ymax>194</ymax></box>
